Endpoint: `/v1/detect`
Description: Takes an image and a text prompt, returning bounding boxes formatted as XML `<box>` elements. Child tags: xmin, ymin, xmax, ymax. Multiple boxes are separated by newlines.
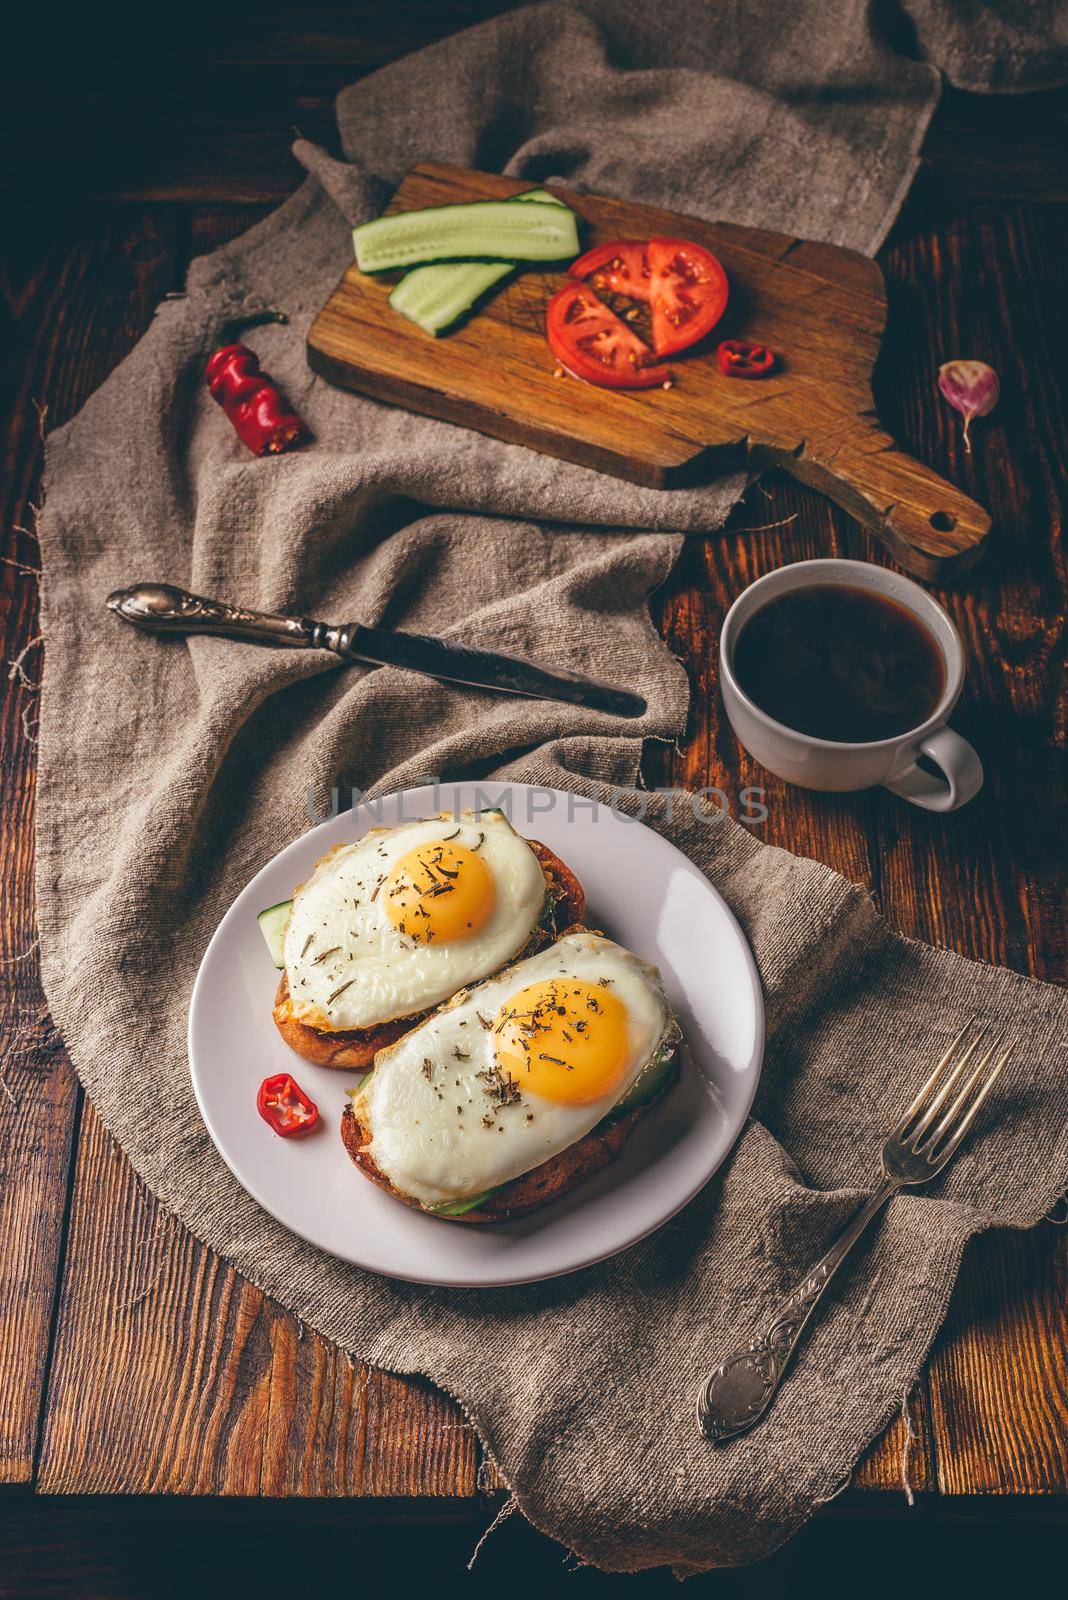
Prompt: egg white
<box><xmin>353</xmin><ymin>932</ymin><xmax>674</xmax><ymax>1207</ymax></box>
<box><xmin>282</xmin><ymin>810</ymin><xmax>548</xmax><ymax>1032</ymax></box>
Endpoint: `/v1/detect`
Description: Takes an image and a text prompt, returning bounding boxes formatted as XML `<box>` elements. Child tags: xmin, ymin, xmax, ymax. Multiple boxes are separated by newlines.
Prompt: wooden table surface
<box><xmin>1</xmin><ymin>4</ymin><xmax>1065</xmax><ymax>1515</ymax></box>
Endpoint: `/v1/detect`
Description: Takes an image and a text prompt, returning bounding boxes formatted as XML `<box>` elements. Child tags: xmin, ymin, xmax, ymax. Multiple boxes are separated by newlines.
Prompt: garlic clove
<box><xmin>938</xmin><ymin>360</ymin><xmax>999</xmax><ymax>453</ymax></box>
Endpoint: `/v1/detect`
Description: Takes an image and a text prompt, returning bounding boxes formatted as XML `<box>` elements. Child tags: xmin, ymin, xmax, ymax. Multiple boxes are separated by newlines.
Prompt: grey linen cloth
<box><xmin>35</xmin><ymin>0</ymin><xmax>1067</xmax><ymax>1575</ymax></box>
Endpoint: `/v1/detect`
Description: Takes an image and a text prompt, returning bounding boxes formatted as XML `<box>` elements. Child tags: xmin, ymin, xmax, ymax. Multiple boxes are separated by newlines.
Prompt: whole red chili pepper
<box><xmin>716</xmin><ymin>339</ymin><xmax>777</xmax><ymax>379</ymax></box>
<box><xmin>205</xmin><ymin>310</ymin><xmax>308</xmax><ymax>456</ymax></box>
<box><xmin>257</xmin><ymin>1072</ymin><xmax>320</xmax><ymax>1137</ymax></box>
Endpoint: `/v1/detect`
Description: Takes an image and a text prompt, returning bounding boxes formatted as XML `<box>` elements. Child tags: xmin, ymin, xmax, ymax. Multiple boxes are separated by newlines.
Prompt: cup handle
<box><xmin>883</xmin><ymin>725</ymin><xmax>984</xmax><ymax>812</ymax></box>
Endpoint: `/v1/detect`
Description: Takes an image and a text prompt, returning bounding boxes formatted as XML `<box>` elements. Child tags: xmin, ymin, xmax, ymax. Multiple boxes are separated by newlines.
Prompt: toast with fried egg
<box><xmin>341</xmin><ymin>930</ymin><xmax>682</xmax><ymax>1221</ymax></box>
<box><xmin>341</xmin><ymin>1090</ymin><xmax>662</xmax><ymax>1222</ymax></box>
<box><xmin>272</xmin><ymin>814</ymin><xmax>584</xmax><ymax>1070</ymax></box>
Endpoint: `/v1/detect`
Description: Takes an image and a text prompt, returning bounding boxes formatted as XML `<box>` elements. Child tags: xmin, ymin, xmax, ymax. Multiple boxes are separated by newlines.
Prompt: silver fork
<box><xmin>697</xmin><ymin>1024</ymin><xmax>1014</xmax><ymax>1442</ymax></box>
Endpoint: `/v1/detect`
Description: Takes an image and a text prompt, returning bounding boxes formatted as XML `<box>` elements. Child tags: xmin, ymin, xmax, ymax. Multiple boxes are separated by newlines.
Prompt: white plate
<box><xmin>188</xmin><ymin>782</ymin><xmax>763</xmax><ymax>1287</ymax></box>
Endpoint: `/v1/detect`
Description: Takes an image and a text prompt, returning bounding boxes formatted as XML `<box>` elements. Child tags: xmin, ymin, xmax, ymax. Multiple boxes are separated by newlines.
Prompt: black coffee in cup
<box><xmin>732</xmin><ymin>584</ymin><xmax>945</xmax><ymax>743</ymax></box>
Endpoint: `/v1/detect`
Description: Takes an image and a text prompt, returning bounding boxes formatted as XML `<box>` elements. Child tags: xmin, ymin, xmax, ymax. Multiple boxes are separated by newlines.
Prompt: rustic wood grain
<box><xmin>0</xmin><ymin>246</ymin><xmax>70</xmax><ymax>1485</ymax></box>
<box><xmin>0</xmin><ymin>210</ymin><xmax>191</xmax><ymax>1483</ymax></box>
<box><xmin>37</xmin><ymin>1105</ymin><xmax>477</xmax><ymax>1497</ymax></box>
<box><xmin>877</xmin><ymin>195</ymin><xmax>1068</xmax><ymax>1496</ymax></box>
<box><xmin>309</xmin><ymin>163</ymin><xmax>990</xmax><ymax>579</ymax></box>
<box><xmin>929</xmin><ymin>1224</ymin><xmax>1068</xmax><ymax>1494</ymax></box>
<box><xmin>0</xmin><ymin>66</ymin><xmax>1064</xmax><ymax>1511</ymax></box>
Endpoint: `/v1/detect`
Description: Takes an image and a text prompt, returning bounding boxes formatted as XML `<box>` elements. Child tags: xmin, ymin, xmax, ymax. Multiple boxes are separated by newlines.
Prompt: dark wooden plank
<box><xmin>0</xmin><ymin>209</ymin><xmax>184</xmax><ymax>1483</ymax></box>
<box><xmin>874</xmin><ymin>194</ymin><xmax>1067</xmax><ymax>1494</ymax></box>
<box><xmin>37</xmin><ymin>1105</ymin><xmax>477</xmax><ymax>1496</ymax></box>
<box><xmin>873</xmin><ymin>200</ymin><xmax>1067</xmax><ymax>980</ymax></box>
<box><xmin>7</xmin><ymin>1493</ymin><xmax>1068</xmax><ymax>1600</ymax></box>
<box><xmin>915</xmin><ymin>86</ymin><xmax>1068</xmax><ymax>205</ymax></box>
<box><xmin>929</xmin><ymin>1224</ymin><xmax>1068</xmax><ymax>1495</ymax></box>
<box><xmin>2</xmin><ymin>2</ymin><xmax>525</xmax><ymax>205</ymax></box>
<box><xmin>0</xmin><ymin>261</ymin><xmax>69</xmax><ymax>1484</ymax></box>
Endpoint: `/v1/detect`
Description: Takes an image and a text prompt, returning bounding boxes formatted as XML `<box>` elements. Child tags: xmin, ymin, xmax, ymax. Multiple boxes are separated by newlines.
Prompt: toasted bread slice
<box><xmin>340</xmin><ymin>1050</ymin><xmax>679</xmax><ymax>1223</ymax></box>
<box><xmin>273</xmin><ymin>839</ymin><xmax>584</xmax><ymax>1070</ymax></box>
<box><xmin>273</xmin><ymin>981</ymin><xmax>419</xmax><ymax>1069</ymax></box>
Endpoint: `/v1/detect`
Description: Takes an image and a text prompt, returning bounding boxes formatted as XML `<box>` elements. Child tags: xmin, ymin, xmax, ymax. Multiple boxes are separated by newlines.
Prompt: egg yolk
<box><xmin>493</xmin><ymin>978</ymin><xmax>629</xmax><ymax>1105</ymax></box>
<box><xmin>384</xmin><ymin>840</ymin><xmax>496</xmax><ymax>943</ymax></box>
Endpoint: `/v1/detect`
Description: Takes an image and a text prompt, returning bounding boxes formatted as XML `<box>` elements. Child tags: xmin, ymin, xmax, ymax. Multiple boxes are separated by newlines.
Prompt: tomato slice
<box><xmin>567</xmin><ymin>240</ymin><xmax>652</xmax><ymax>301</ymax></box>
<box><xmin>257</xmin><ymin>1073</ymin><xmax>320</xmax><ymax>1138</ymax></box>
<box><xmin>569</xmin><ymin>235</ymin><xmax>729</xmax><ymax>358</ymax></box>
<box><xmin>646</xmin><ymin>238</ymin><xmax>729</xmax><ymax>356</ymax></box>
<box><xmin>546</xmin><ymin>282</ymin><xmax>670</xmax><ymax>390</ymax></box>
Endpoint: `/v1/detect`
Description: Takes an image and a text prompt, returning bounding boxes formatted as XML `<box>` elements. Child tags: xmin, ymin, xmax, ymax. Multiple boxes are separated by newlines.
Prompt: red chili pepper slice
<box><xmin>257</xmin><ymin>1073</ymin><xmax>320</xmax><ymax>1137</ymax></box>
<box><xmin>205</xmin><ymin>311</ymin><xmax>307</xmax><ymax>456</ymax></box>
<box><xmin>716</xmin><ymin>339</ymin><xmax>777</xmax><ymax>379</ymax></box>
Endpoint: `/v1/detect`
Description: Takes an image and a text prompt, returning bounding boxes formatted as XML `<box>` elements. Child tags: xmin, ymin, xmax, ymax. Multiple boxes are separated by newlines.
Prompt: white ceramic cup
<box><xmin>719</xmin><ymin>559</ymin><xmax>983</xmax><ymax>812</ymax></box>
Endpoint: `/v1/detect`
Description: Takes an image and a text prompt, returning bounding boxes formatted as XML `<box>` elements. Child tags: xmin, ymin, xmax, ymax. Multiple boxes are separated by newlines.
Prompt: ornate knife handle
<box><xmin>106</xmin><ymin>583</ymin><xmax>342</xmax><ymax>651</ymax></box>
<box><xmin>697</xmin><ymin>1176</ymin><xmax>900</xmax><ymax>1442</ymax></box>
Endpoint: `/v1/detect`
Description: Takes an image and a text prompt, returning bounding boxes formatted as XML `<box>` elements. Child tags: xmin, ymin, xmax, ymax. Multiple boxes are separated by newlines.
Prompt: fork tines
<box><xmin>894</xmin><ymin>1023</ymin><xmax>1015</xmax><ymax>1168</ymax></box>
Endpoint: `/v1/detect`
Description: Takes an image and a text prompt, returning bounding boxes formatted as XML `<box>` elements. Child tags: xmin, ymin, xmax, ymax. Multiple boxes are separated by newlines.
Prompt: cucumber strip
<box><xmin>257</xmin><ymin>899</ymin><xmax>292</xmax><ymax>969</ymax></box>
<box><xmin>389</xmin><ymin>261</ymin><xmax>511</xmax><ymax>334</ymax></box>
<box><xmin>389</xmin><ymin>190</ymin><xmax>567</xmax><ymax>336</ymax></box>
<box><xmin>354</xmin><ymin>199</ymin><xmax>579</xmax><ymax>274</ymax></box>
<box><xmin>427</xmin><ymin>1189</ymin><xmax>498</xmax><ymax>1217</ymax></box>
<box><xmin>605</xmin><ymin>1031</ymin><xmax>681</xmax><ymax>1121</ymax></box>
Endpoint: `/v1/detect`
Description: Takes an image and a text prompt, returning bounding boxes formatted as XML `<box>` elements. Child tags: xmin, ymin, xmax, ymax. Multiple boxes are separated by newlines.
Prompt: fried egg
<box><xmin>283</xmin><ymin>810</ymin><xmax>548</xmax><ymax>1032</ymax></box>
<box><xmin>352</xmin><ymin>932</ymin><xmax>678</xmax><ymax>1207</ymax></box>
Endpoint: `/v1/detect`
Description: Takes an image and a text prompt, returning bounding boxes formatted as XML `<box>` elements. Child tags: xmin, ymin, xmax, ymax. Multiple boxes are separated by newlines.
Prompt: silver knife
<box><xmin>106</xmin><ymin>583</ymin><xmax>647</xmax><ymax>719</ymax></box>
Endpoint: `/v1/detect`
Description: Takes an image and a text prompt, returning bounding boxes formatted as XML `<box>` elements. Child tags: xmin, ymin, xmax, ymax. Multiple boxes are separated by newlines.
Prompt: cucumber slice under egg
<box><xmin>257</xmin><ymin>899</ymin><xmax>292</xmax><ymax>969</ymax></box>
<box><xmin>605</xmin><ymin>1030</ymin><xmax>681</xmax><ymax>1120</ymax></box>
<box><xmin>426</xmin><ymin>1191</ymin><xmax>498</xmax><ymax>1217</ymax></box>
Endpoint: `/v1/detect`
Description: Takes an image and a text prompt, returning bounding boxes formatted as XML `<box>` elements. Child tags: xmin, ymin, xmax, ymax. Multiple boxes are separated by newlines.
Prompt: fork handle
<box><xmin>697</xmin><ymin>1175</ymin><xmax>900</xmax><ymax>1441</ymax></box>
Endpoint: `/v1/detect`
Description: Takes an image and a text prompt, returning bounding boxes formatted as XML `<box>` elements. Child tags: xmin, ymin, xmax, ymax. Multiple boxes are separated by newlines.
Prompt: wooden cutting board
<box><xmin>308</xmin><ymin>163</ymin><xmax>990</xmax><ymax>582</ymax></box>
